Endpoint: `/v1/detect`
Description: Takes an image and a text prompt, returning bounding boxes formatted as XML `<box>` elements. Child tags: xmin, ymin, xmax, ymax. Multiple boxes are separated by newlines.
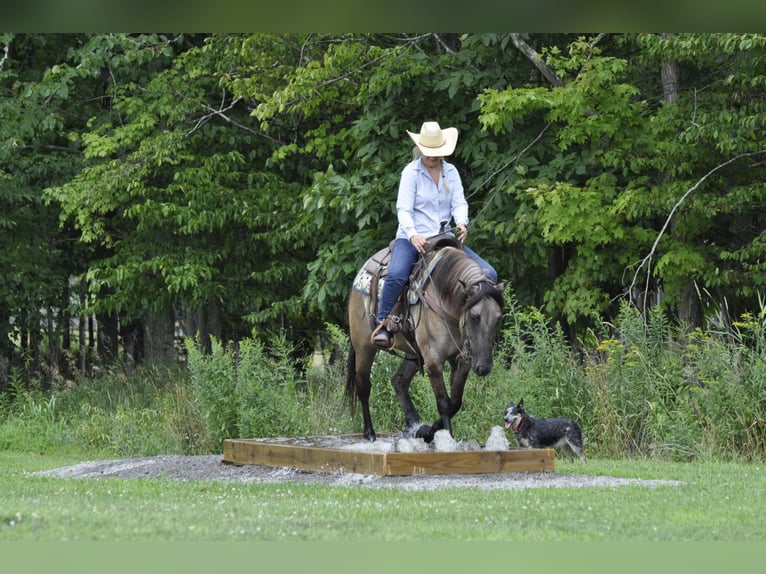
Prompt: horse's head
<box><xmin>460</xmin><ymin>280</ymin><xmax>506</xmax><ymax>376</ymax></box>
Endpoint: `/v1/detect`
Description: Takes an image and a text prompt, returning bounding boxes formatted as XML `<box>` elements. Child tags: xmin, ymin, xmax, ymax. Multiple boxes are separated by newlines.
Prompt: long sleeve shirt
<box><xmin>395</xmin><ymin>157</ymin><xmax>469</xmax><ymax>241</ymax></box>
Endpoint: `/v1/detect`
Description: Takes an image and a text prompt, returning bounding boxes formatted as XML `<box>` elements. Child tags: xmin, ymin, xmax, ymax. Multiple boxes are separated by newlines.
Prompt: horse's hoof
<box><xmin>415</xmin><ymin>424</ymin><xmax>434</xmax><ymax>443</ymax></box>
<box><xmin>402</xmin><ymin>422</ymin><xmax>423</xmax><ymax>439</ymax></box>
<box><xmin>364</xmin><ymin>430</ymin><xmax>377</xmax><ymax>442</ymax></box>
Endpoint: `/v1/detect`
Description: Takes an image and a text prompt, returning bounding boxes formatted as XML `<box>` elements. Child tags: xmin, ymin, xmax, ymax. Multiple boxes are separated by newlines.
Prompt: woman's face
<box><xmin>422</xmin><ymin>155</ymin><xmax>442</xmax><ymax>168</ymax></box>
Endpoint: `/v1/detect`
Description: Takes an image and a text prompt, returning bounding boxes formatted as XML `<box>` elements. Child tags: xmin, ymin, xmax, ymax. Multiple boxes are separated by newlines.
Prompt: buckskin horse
<box><xmin>346</xmin><ymin>241</ymin><xmax>506</xmax><ymax>442</ymax></box>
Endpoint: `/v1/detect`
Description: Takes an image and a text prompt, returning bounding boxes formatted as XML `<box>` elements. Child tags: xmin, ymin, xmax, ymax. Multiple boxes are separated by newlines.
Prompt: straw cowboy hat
<box><xmin>407</xmin><ymin>121</ymin><xmax>458</xmax><ymax>157</ymax></box>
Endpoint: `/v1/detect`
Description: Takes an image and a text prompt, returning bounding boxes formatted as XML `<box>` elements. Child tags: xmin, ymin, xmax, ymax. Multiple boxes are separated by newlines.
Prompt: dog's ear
<box><xmin>518</xmin><ymin>398</ymin><xmax>524</xmax><ymax>409</ymax></box>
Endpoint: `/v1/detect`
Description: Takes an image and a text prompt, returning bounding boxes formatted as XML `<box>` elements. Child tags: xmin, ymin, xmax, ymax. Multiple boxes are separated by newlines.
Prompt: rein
<box><xmin>420</xmin><ymin>290</ymin><xmax>460</xmax><ymax>327</ymax></box>
<box><xmin>417</xmin><ymin>268</ymin><xmax>480</xmax><ymax>361</ymax></box>
<box><xmin>421</xmin><ymin>289</ymin><xmax>470</xmax><ymax>361</ymax></box>
<box><xmin>413</xmin><ymin>248</ymin><xmax>501</xmax><ymax>363</ymax></box>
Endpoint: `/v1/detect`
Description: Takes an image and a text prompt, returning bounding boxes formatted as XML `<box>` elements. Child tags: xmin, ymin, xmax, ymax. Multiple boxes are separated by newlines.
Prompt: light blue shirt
<box><xmin>395</xmin><ymin>157</ymin><xmax>469</xmax><ymax>240</ymax></box>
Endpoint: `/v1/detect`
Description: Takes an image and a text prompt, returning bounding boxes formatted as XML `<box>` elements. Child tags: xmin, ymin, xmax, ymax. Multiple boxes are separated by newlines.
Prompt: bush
<box><xmin>0</xmin><ymin>362</ymin><xmax>212</xmax><ymax>457</ymax></box>
<box><xmin>1</xmin><ymin>301</ymin><xmax>764</xmax><ymax>462</ymax></box>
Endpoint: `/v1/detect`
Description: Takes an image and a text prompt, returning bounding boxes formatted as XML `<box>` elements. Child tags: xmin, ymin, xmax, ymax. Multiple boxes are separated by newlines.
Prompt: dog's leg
<box><xmin>565</xmin><ymin>439</ymin><xmax>586</xmax><ymax>464</ymax></box>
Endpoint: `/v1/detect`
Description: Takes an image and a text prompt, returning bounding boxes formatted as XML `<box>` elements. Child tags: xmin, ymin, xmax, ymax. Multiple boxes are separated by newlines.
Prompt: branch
<box><xmin>0</xmin><ymin>42</ymin><xmax>9</xmax><ymax>73</ymax></box>
<box><xmin>627</xmin><ymin>149</ymin><xmax>766</xmax><ymax>310</ymax></box>
<box><xmin>467</xmin><ymin>122</ymin><xmax>552</xmax><ymax>224</ymax></box>
<box><xmin>509</xmin><ymin>33</ymin><xmax>564</xmax><ymax>88</ymax></box>
<box><xmin>469</xmin><ymin>122</ymin><xmax>551</xmax><ymax>201</ymax></box>
<box><xmin>432</xmin><ymin>33</ymin><xmax>456</xmax><ymax>54</ymax></box>
<box><xmin>21</xmin><ymin>144</ymin><xmax>80</xmax><ymax>153</ymax></box>
<box><xmin>185</xmin><ymin>92</ymin><xmax>284</xmax><ymax>145</ymax></box>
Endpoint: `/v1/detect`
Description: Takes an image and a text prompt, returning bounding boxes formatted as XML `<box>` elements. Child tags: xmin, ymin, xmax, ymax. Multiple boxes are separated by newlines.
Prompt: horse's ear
<box><xmin>458</xmin><ymin>279</ymin><xmax>470</xmax><ymax>301</ymax></box>
<box><xmin>495</xmin><ymin>281</ymin><xmax>507</xmax><ymax>292</ymax></box>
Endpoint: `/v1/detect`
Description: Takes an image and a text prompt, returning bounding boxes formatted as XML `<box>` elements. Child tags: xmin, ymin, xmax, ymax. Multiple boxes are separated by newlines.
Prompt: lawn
<box><xmin>1</xmin><ymin>451</ymin><xmax>764</xmax><ymax>542</ymax></box>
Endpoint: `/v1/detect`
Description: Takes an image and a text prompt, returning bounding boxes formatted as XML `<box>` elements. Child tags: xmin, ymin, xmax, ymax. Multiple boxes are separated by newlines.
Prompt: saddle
<box><xmin>365</xmin><ymin>233</ymin><xmax>462</xmax><ymax>337</ymax></box>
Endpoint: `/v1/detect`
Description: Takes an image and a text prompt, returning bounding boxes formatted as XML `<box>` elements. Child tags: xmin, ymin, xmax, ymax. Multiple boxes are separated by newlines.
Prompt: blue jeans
<box><xmin>376</xmin><ymin>237</ymin><xmax>498</xmax><ymax>324</ymax></box>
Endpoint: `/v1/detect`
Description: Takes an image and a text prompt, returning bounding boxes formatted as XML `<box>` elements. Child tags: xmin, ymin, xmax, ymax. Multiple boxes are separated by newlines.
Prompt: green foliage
<box><xmin>184</xmin><ymin>336</ymin><xmax>238</xmax><ymax>443</ymax></box>
<box><xmin>5</xmin><ymin>33</ymin><xmax>766</xmax><ymax>370</ymax></box>
<box><xmin>478</xmin><ymin>32</ymin><xmax>766</xmax><ymax>334</ymax></box>
<box><xmin>493</xmin><ymin>299</ymin><xmax>766</xmax><ymax>462</ymax></box>
<box><xmin>185</xmin><ymin>331</ymin><xmax>350</xmax><ymax>446</ymax></box>
<box><xmin>183</xmin><ymin>326</ymin><xmax>424</xmax><ymax>445</ymax></box>
<box><xmin>0</xmin><ymin>362</ymin><xmax>211</xmax><ymax>456</ymax></box>
<box><xmin>1</xmin><ymin>313</ymin><xmax>765</xmax><ymax>462</ymax></box>
<box><xmin>235</xmin><ymin>334</ymin><xmax>305</xmax><ymax>437</ymax></box>
<box><xmin>2</xmin><ymin>34</ymin><xmax>766</xmax><ymax>451</ymax></box>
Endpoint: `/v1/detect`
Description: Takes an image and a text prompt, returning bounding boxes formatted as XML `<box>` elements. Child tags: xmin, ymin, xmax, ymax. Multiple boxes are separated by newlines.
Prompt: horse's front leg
<box><xmin>391</xmin><ymin>357</ymin><xmax>422</xmax><ymax>430</ymax></box>
<box><xmin>417</xmin><ymin>357</ymin><xmax>471</xmax><ymax>442</ymax></box>
<box><xmin>418</xmin><ymin>361</ymin><xmax>453</xmax><ymax>441</ymax></box>
<box><xmin>447</xmin><ymin>355</ymin><xmax>471</xmax><ymax>418</ymax></box>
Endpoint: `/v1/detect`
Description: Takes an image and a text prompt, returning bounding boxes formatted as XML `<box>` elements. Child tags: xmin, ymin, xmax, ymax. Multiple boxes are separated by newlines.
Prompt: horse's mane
<box><xmin>426</xmin><ymin>247</ymin><xmax>504</xmax><ymax>315</ymax></box>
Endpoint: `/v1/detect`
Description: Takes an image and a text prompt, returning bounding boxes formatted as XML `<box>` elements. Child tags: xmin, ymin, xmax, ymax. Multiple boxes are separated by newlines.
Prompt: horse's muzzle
<box><xmin>472</xmin><ymin>362</ymin><xmax>492</xmax><ymax>376</ymax></box>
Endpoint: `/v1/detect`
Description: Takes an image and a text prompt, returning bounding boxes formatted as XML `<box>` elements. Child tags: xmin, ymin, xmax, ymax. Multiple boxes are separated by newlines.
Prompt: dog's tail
<box><xmin>345</xmin><ymin>345</ymin><xmax>358</xmax><ymax>417</ymax></box>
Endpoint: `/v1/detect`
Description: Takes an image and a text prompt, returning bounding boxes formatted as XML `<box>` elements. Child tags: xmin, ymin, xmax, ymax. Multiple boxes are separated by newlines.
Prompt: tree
<box><xmin>0</xmin><ymin>33</ymin><xmax>97</xmax><ymax>385</ymax></box>
<box><xmin>478</xmin><ymin>33</ymin><xmax>766</xmax><ymax>336</ymax></box>
<box><xmin>3</xmin><ymin>33</ymin><xmax>765</xmax><ymax>381</ymax></box>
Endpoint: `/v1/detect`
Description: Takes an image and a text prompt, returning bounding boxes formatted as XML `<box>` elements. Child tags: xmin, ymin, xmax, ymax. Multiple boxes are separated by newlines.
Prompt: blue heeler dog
<box><xmin>504</xmin><ymin>399</ymin><xmax>587</xmax><ymax>463</ymax></box>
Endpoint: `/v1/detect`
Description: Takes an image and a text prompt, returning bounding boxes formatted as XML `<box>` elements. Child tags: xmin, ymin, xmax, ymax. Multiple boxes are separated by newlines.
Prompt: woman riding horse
<box><xmin>371</xmin><ymin>121</ymin><xmax>497</xmax><ymax>350</ymax></box>
<box><xmin>347</xmin><ymin>246</ymin><xmax>505</xmax><ymax>442</ymax></box>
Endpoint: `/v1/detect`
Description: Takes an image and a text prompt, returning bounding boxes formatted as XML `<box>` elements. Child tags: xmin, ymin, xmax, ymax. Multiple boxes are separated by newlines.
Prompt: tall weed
<box><xmin>185</xmin><ymin>336</ymin><xmax>238</xmax><ymax>444</ymax></box>
<box><xmin>1</xmin><ymin>299</ymin><xmax>764</xmax><ymax>461</ymax></box>
<box><xmin>0</xmin><ymin>363</ymin><xmax>203</xmax><ymax>456</ymax></box>
<box><xmin>583</xmin><ymin>304</ymin><xmax>701</xmax><ymax>459</ymax></box>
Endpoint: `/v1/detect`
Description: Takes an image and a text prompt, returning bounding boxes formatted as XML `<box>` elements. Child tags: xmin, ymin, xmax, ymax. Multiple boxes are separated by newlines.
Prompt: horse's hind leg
<box><xmin>391</xmin><ymin>357</ymin><xmax>421</xmax><ymax>431</ymax></box>
<box><xmin>354</xmin><ymin>347</ymin><xmax>378</xmax><ymax>441</ymax></box>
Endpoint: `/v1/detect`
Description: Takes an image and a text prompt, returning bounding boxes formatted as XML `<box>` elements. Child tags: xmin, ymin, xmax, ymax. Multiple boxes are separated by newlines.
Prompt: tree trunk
<box><xmin>191</xmin><ymin>300</ymin><xmax>223</xmax><ymax>354</ymax></box>
<box><xmin>510</xmin><ymin>33</ymin><xmax>564</xmax><ymax>88</ymax></box>
<box><xmin>121</xmin><ymin>319</ymin><xmax>144</xmax><ymax>372</ymax></box>
<box><xmin>144</xmin><ymin>307</ymin><xmax>176</xmax><ymax>362</ymax></box>
<box><xmin>173</xmin><ymin>300</ymin><xmax>223</xmax><ymax>354</ymax></box>
<box><xmin>661</xmin><ymin>33</ymin><xmax>702</xmax><ymax>328</ymax></box>
<box><xmin>96</xmin><ymin>310</ymin><xmax>119</xmax><ymax>365</ymax></box>
<box><xmin>79</xmin><ymin>308</ymin><xmax>87</xmax><ymax>376</ymax></box>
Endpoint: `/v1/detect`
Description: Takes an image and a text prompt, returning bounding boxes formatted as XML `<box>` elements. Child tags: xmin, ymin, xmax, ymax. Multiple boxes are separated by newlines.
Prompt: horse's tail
<box><xmin>345</xmin><ymin>345</ymin><xmax>358</xmax><ymax>417</ymax></box>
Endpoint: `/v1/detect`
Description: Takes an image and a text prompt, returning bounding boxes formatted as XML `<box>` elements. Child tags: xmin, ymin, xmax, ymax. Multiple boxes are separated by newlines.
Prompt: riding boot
<box><xmin>371</xmin><ymin>321</ymin><xmax>394</xmax><ymax>350</ymax></box>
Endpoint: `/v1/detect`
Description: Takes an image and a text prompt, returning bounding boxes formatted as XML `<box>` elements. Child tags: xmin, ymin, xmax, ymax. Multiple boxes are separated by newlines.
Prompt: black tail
<box><xmin>345</xmin><ymin>345</ymin><xmax>358</xmax><ymax>417</ymax></box>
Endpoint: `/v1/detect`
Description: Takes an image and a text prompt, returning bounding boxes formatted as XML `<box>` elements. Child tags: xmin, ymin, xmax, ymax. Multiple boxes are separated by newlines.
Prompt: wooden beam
<box><xmin>223</xmin><ymin>436</ymin><xmax>555</xmax><ymax>476</ymax></box>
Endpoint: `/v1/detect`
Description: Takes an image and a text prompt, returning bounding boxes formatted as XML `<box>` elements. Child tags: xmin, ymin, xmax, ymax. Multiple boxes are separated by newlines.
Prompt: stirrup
<box><xmin>370</xmin><ymin>322</ymin><xmax>395</xmax><ymax>350</ymax></box>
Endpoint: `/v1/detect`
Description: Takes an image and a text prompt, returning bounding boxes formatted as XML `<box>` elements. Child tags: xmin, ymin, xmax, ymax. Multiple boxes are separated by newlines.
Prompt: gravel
<box><xmin>34</xmin><ymin>454</ymin><xmax>682</xmax><ymax>491</ymax></box>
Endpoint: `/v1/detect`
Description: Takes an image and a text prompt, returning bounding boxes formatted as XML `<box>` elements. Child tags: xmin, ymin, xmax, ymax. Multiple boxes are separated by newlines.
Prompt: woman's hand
<box><xmin>456</xmin><ymin>224</ymin><xmax>468</xmax><ymax>243</ymax></box>
<box><xmin>410</xmin><ymin>234</ymin><xmax>429</xmax><ymax>253</ymax></box>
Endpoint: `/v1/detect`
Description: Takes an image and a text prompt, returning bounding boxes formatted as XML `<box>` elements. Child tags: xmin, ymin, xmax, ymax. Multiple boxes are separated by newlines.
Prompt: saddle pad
<box><xmin>352</xmin><ymin>247</ymin><xmax>453</xmax><ymax>302</ymax></box>
<box><xmin>352</xmin><ymin>265</ymin><xmax>379</xmax><ymax>296</ymax></box>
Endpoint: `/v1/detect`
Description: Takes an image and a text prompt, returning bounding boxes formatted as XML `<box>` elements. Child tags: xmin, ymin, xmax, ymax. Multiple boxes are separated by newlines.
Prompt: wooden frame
<box><xmin>223</xmin><ymin>435</ymin><xmax>555</xmax><ymax>476</ymax></box>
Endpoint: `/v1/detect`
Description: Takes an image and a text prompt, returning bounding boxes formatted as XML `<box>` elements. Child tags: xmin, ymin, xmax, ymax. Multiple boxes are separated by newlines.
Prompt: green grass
<box><xmin>1</xmin><ymin>450</ymin><xmax>764</xmax><ymax>541</ymax></box>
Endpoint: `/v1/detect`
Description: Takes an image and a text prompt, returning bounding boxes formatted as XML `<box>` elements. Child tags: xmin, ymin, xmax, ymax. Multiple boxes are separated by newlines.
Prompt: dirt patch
<box><xmin>34</xmin><ymin>454</ymin><xmax>682</xmax><ymax>491</ymax></box>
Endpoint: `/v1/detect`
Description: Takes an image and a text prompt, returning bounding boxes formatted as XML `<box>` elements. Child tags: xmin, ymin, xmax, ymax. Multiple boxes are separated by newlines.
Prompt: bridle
<box><xmin>413</xmin><ymin>250</ymin><xmax>500</xmax><ymax>363</ymax></box>
<box><xmin>419</xmin><ymin>281</ymin><xmax>490</xmax><ymax>363</ymax></box>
